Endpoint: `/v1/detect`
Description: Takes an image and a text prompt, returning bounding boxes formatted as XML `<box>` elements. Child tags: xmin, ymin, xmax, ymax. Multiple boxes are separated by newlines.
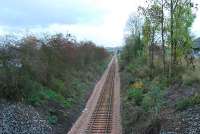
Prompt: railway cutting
<box><xmin>68</xmin><ymin>56</ymin><xmax>121</xmax><ymax>134</ymax></box>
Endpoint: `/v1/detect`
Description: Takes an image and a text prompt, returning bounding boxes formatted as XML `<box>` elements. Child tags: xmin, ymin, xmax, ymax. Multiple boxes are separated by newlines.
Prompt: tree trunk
<box><xmin>150</xmin><ymin>28</ymin><xmax>155</xmax><ymax>80</ymax></box>
<box><xmin>161</xmin><ymin>0</ymin><xmax>166</xmax><ymax>75</ymax></box>
<box><xmin>170</xmin><ymin>0</ymin><xmax>174</xmax><ymax>80</ymax></box>
<box><xmin>174</xmin><ymin>40</ymin><xmax>177</xmax><ymax>65</ymax></box>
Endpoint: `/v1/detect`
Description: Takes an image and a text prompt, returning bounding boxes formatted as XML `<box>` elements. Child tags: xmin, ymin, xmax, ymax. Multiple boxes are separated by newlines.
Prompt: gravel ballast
<box><xmin>0</xmin><ymin>100</ymin><xmax>52</xmax><ymax>134</ymax></box>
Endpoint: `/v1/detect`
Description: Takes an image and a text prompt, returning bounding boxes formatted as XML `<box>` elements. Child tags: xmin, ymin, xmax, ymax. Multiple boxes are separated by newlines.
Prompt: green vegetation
<box><xmin>141</xmin><ymin>87</ymin><xmax>164</xmax><ymax>113</ymax></box>
<box><xmin>27</xmin><ymin>87</ymin><xmax>73</xmax><ymax>108</ymax></box>
<box><xmin>127</xmin><ymin>88</ymin><xmax>144</xmax><ymax>106</ymax></box>
<box><xmin>0</xmin><ymin>34</ymin><xmax>108</xmax><ymax>101</ymax></box>
<box><xmin>120</xmin><ymin>0</ymin><xmax>199</xmax><ymax>133</ymax></box>
<box><xmin>48</xmin><ymin>115</ymin><xmax>58</xmax><ymax>125</ymax></box>
<box><xmin>0</xmin><ymin>33</ymin><xmax>109</xmax><ymax>110</ymax></box>
<box><xmin>176</xmin><ymin>94</ymin><xmax>200</xmax><ymax>110</ymax></box>
<box><xmin>182</xmin><ymin>68</ymin><xmax>200</xmax><ymax>85</ymax></box>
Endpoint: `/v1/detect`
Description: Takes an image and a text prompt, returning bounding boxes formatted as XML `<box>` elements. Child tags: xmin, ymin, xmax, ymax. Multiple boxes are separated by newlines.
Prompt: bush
<box><xmin>130</xmin><ymin>81</ymin><xmax>144</xmax><ymax>89</ymax></box>
<box><xmin>27</xmin><ymin>86</ymin><xmax>73</xmax><ymax>108</ymax></box>
<box><xmin>27</xmin><ymin>93</ymin><xmax>44</xmax><ymax>106</ymax></box>
<box><xmin>182</xmin><ymin>69</ymin><xmax>200</xmax><ymax>85</ymax></box>
<box><xmin>63</xmin><ymin>98</ymin><xmax>73</xmax><ymax>108</ymax></box>
<box><xmin>176</xmin><ymin>94</ymin><xmax>200</xmax><ymax>110</ymax></box>
<box><xmin>48</xmin><ymin>115</ymin><xmax>58</xmax><ymax>125</ymax></box>
<box><xmin>50</xmin><ymin>78</ymin><xmax>65</xmax><ymax>94</ymax></box>
<box><xmin>0</xmin><ymin>66</ymin><xmax>22</xmax><ymax>100</ymax></box>
<box><xmin>65</xmin><ymin>78</ymin><xmax>88</xmax><ymax>100</ymax></box>
<box><xmin>148</xmin><ymin>76</ymin><xmax>168</xmax><ymax>91</ymax></box>
<box><xmin>128</xmin><ymin>88</ymin><xmax>144</xmax><ymax>106</ymax></box>
<box><xmin>40</xmin><ymin>89</ymin><xmax>73</xmax><ymax>108</ymax></box>
<box><xmin>142</xmin><ymin>94</ymin><xmax>154</xmax><ymax>112</ymax></box>
<box><xmin>141</xmin><ymin>86</ymin><xmax>164</xmax><ymax>114</ymax></box>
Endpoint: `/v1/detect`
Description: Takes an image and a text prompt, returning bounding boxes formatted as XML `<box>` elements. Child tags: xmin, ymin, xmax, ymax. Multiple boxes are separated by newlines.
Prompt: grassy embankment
<box><xmin>119</xmin><ymin>48</ymin><xmax>200</xmax><ymax>133</ymax></box>
<box><xmin>0</xmin><ymin>34</ymin><xmax>110</xmax><ymax>131</ymax></box>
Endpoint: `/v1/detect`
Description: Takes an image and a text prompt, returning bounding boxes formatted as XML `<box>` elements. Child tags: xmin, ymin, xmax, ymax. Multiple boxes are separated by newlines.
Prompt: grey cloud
<box><xmin>0</xmin><ymin>0</ymin><xmax>103</xmax><ymax>27</ymax></box>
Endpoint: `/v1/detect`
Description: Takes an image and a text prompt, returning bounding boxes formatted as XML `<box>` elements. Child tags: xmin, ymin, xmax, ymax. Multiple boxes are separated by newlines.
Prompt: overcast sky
<box><xmin>0</xmin><ymin>0</ymin><xmax>199</xmax><ymax>47</ymax></box>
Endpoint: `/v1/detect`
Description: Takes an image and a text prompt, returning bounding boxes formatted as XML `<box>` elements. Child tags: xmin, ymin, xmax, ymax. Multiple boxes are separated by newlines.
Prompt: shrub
<box><xmin>48</xmin><ymin>115</ymin><xmax>58</xmax><ymax>125</ymax></box>
<box><xmin>64</xmin><ymin>78</ymin><xmax>85</xmax><ymax>100</ymax></box>
<box><xmin>0</xmin><ymin>65</ymin><xmax>23</xmax><ymax>100</ymax></box>
<box><xmin>127</xmin><ymin>63</ymin><xmax>136</xmax><ymax>74</ymax></box>
<box><xmin>176</xmin><ymin>98</ymin><xmax>191</xmax><ymax>111</ymax></box>
<box><xmin>142</xmin><ymin>94</ymin><xmax>154</xmax><ymax>112</ymax></box>
<box><xmin>130</xmin><ymin>81</ymin><xmax>144</xmax><ymax>89</ymax></box>
<box><xmin>182</xmin><ymin>69</ymin><xmax>200</xmax><ymax>85</ymax></box>
<box><xmin>128</xmin><ymin>88</ymin><xmax>144</xmax><ymax>106</ymax></box>
<box><xmin>27</xmin><ymin>87</ymin><xmax>73</xmax><ymax>108</ymax></box>
<box><xmin>176</xmin><ymin>94</ymin><xmax>200</xmax><ymax>110</ymax></box>
<box><xmin>27</xmin><ymin>94</ymin><xmax>43</xmax><ymax>106</ymax></box>
<box><xmin>63</xmin><ymin>99</ymin><xmax>73</xmax><ymax>108</ymax></box>
<box><xmin>40</xmin><ymin>89</ymin><xmax>73</xmax><ymax>108</ymax></box>
<box><xmin>141</xmin><ymin>86</ymin><xmax>164</xmax><ymax>114</ymax></box>
<box><xmin>50</xmin><ymin>78</ymin><xmax>65</xmax><ymax>94</ymax></box>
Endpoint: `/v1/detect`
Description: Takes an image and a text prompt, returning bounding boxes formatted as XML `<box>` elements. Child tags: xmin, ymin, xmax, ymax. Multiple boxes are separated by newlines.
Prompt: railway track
<box><xmin>85</xmin><ymin>61</ymin><xmax>116</xmax><ymax>134</ymax></box>
<box><xmin>68</xmin><ymin>57</ymin><xmax>121</xmax><ymax>134</ymax></box>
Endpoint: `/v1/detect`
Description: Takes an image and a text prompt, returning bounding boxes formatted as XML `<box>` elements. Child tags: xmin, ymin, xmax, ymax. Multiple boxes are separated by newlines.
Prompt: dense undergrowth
<box><xmin>0</xmin><ymin>34</ymin><xmax>109</xmax><ymax>129</ymax></box>
<box><xmin>120</xmin><ymin>53</ymin><xmax>165</xmax><ymax>133</ymax></box>
<box><xmin>119</xmin><ymin>0</ymin><xmax>200</xmax><ymax>133</ymax></box>
<box><xmin>120</xmin><ymin>44</ymin><xmax>200</xmax><ymax>134</ymax></box>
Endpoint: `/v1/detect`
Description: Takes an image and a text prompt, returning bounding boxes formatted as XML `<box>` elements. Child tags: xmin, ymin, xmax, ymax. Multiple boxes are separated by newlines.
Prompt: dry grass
<box><xmin>182</xmin><ymin>59</ymin><xmax>200</xmax><ymax>85</ymax></box>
